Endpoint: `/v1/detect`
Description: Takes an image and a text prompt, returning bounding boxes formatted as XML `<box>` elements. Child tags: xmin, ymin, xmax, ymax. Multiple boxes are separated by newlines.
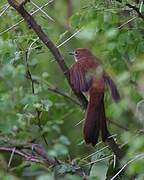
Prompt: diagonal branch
<box><xmin>7</xmin><ymin>0</ymin><xmax>88</xmax><ymax>109</ymax></box>
<box><xmin>7</xmin><ymin>0</ymin><xmax>123</xmax><ymax>161</ymax></box>
<box><xmin>126</xmin><ymin>3</ymin><xmax>144</xmax><ymax>20</ymax></box>
<box><xmin>116</xmin><ymin>0</ymin><xmax>144</xmax><ymax>20</ymax></box>
<box><xmin>47</xmin><ymin>86</ymin><xmax>81</xmax><ymax>106</ymax></box>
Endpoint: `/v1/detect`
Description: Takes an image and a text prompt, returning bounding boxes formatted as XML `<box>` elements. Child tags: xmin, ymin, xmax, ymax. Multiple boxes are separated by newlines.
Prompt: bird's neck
<box><xmin>74</xmin><ymin>56</ymin><xmax>78</xmax><ymax>62</ymax></box>
<box><xmin>75</xmin><ymin>56</ymin><xmax>94</xmax><ymax>62</ymax></box>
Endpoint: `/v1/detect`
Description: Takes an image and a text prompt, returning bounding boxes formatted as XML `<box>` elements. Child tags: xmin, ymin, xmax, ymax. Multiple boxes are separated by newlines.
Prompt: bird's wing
<box><xmin>70</xmin><ymin>63</ymin><xmax>92</xmax><ymax>92</ymax></box>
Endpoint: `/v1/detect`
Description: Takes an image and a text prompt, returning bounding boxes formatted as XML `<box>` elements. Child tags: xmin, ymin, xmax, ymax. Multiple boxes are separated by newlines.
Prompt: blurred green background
<box><xmin>0</xmin><ymin>0</ymin><xmax>144</xmax><ymax>179</ymax></box>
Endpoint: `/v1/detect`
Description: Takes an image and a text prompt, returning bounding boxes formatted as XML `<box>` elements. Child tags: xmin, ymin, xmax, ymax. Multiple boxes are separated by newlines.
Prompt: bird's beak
<box><xmin>69</xmin><ymin>52</ymin><xmax>75</xmax><ymax>56</ymax></box>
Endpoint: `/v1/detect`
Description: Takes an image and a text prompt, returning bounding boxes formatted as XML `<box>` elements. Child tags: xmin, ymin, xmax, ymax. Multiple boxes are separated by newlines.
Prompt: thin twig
<box><xmin>86</xmin><ymin>154</ymin><xmax>113</xmax><ymax>166</ymax></box>
<box><xmin>108</xmin><ymin>119</ymin><xmax>129</xmax><ymax>131</ymax></box>
<box><xmin>111</xmin><ymin>153</ymin><xmax>144</xmax><ymax>180</ymax></box>
<box><xmin>0</xmin><ymin>19</ymin><xmax>24</xmax><ymax>35</ymax></box>
<box><xmin>75</xmin><ymin>119</ymin><xmax>84</xmax><ymax>126</ymax></box>
<box><xmin>81</xmin><ymin>145</ymin><xmax>109</xmax><ymax>161</ymax></box>
<box><xmin>27</xmin><ymin>37</ymin><xmax>39</xmax><ymax>60</ymax></box>
<box><xmin>139</xmin><ymin>0</ymin><xmax>144</xmax><ymax>13</ymax></box>
<box><xmin>7</xmin><ymin>147</ymin><xmax>16</xmax><ymax>169</ymax></box>
<box><xmin>118</xmin><ymin>16</ymin><xmax>137</xmax><ymax>29</ymax></box>
<box><xmin>57</xmin><ymin>28</ymin><xmax>82</xmax><ymax>48</ymax></box>
<box><xmin>36</xmin><ymin>110</ymin><xmax>48</xmax><ymax>145</ymax></box>
<box><xmin>0</xmin><ymin>147</ymin><xmax>42</xmax><ymax>163</ymax></box>
<box><xmin>0</xmin><ymin>4</ymin><xmax>10</xmax><ymax>17</ymax></box>
<box><xmin>0</xmin><ymin>0</ymin><xmax>54</xmax><ymax>35</ymax></box>
<box><xmin>25</xmin><ymin>51</ymin><xmax>35</xmax><ymax>94</ymax></box>
<box><xmin>113</xmin><ymin>155</ymin><xmax>116</xmax><ymax>169</ymax></box>
<box><xmin>30</xmin><ymin>0</ymin><xmax>55</xmax><ymax>22</ymax></box>
<box><xmin>0</xmin><ymin>3</ymin><xmax>9</xmax><ymax>10</ymax></box>
<box><xmin>47</xmin><ymin>87</ymin><xmax>81</xmax><ymax>106</ymax></box>
<box><xmin>25</xmin><ymin>50</ymin><xmax>48</xmax><ymax>145</ymax></box>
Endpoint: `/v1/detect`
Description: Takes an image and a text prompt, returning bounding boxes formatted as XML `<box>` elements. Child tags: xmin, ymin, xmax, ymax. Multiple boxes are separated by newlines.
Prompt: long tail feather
<box><xmin>100</xmin><ymin>97</ymin><xmax>110</xmax><ymax>142</ymax></box>
<box><xmin>83</xmin><ymin>90</ymin><xmax>109</xmax><ymax>146</ymax></box>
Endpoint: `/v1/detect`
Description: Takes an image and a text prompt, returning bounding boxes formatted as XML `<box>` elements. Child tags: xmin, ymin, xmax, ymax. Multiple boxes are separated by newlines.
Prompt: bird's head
<box><xmin>69</xmin><ymin>48</ymin><xmax>93</xmax><ymax>61</ymax></box>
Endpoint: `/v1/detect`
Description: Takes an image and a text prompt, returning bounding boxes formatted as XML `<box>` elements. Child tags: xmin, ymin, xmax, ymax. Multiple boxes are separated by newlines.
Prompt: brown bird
<box><xmin>69</xmin><ymin>48</ymin><xmax>120</xmax><ymax>146</ymax></box>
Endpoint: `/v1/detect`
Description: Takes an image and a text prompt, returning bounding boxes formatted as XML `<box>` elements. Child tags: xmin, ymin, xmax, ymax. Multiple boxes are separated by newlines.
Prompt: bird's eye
<box><xmin>75</xmin><ymin>51</ymin><xmax>78</xmax><ymax>56</ymax></box>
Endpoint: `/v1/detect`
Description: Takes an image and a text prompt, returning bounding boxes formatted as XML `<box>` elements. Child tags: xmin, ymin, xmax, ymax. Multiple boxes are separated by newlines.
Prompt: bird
<box><xmin>69</xmin><ymin>48</ymin><xmax>120</xmax><ymax>146</ymax></box>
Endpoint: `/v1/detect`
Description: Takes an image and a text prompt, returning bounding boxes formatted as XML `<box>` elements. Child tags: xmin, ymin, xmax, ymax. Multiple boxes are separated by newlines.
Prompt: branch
<box><xmin>126</xmin><ymin>3</ymin><xmax>144</xmax><ymax>20</ymax></box>
<box><xmin>47</xmin><ymin>86</ymin><xmax>81</xmax><ymax>106</ymax></box>
<box><xmin>108</xmin><ymin>119</ymin><xmax>129</xmax><ymax>131</ymax></box>
<box><xmin>25</xmin><ymin>50</ymin><xmax>48</xmax><ymax>145</ymax></box>
<box><xmin>67</xmin><ymin>0</ymin><xmax>73</xmax><ymax>19</ymax></box>
<box><xmin>116</xmin><ymin>0</ymin><xmax>144</xmax><ymax>20</ymax></box>
<box><xmin>25</xmin><ymin>73</ymin><xmax>80</xmax><ymax>106</ymax></box>
<box><xmin>0</xmin><ymin>147</ymin><xmax>42</xmax><ymax>164</ymax></box>
<box><xmin>0</xmin><ymin>142</ymin><xmax>87</xmax><ymax>178</ymax></box>
<box><xmin>106</xmin><ymin>136</ymin><xmax>123</xmax><ymax>160</ymax></box>
<box><xmin>7</xmin><ymin>0</ymin><xmax>123</xmax><ymax>161</ymax></box>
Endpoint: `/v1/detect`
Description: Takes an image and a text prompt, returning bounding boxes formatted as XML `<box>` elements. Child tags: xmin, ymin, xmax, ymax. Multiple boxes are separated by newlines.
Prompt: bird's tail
<box><xmin>103</xmin><ymin>73</ymin><xmax>120</xmax><ymax>102</ymax></box>
<box><xmin>83</xmin><ymin>89</ymin><xmax>109</xmax><ymax>146</ymax></box>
